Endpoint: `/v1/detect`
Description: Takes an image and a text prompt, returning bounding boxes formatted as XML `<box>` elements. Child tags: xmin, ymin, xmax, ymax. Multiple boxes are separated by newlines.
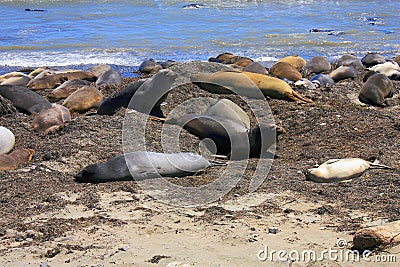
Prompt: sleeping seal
<box><xmin>305</xmin><ymin>158</ymin><xmax>392</xmax><ymax>183</ymax></box>
<box><xmin>75</xmin><ymin>151</ymin><xmax>212</xmax><ymax>183</ymax></box>
<box><xmin>204</xmin><ymin>99</ymin><xmax>250</xmax><ymax>129</ymax></box>
<box><xmin>359</xmin><ymin>72</ymin><xmax>394</xmax><ymax>107</ymax></box>
<box><xmin>63</xmin><ymin>86</ymin><xmax>104</xmax><ymax>113</ymax></box>
<box><xmin>310</xmin><ymin>74</ymin><xmax>335</xmax><ymax>88</ymax></box>
<box><xmin>0</xmin><ymin>148</ymin><xmax>35</xmax><ymax>171</ymax></box>
<box><xmin>303</xmin><ymin>56</ymin><xmax>331</xmax><ymax>75</ymax></box>
<box><xmin>328</xmin><ymin>65</ymin><xmax>358</xmax><ymax>82</ymax></box>
<box><xmin>0</xmin><ymin>126</ymin><xmax>15</xmax><ymax>154</ymax></box>
<box><xmin>32</xmin><ymin>104</ymin><xmax>71</xmax><ymax>134</ymax></box>
<box><xmin>46</xmin><ymin>79</ymin><xmax>91</xmax><ymax>102</ymax></box>
<box><xmin>0</xmin><ymin>85</ymin><xmax>52</xmax><ymax>114</ymax></box>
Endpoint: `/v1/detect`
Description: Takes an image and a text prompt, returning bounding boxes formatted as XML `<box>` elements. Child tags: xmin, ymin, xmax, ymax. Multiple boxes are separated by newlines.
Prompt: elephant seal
<box><xmin>270</xmin><ymin>62</ymin><xmax>302</xmax><ymax>81</ymax></box>
<box><xmin>88</xmin><ymin>64</ymin><xmax>112</xmax><ymax>77</ymax></box>
<box><xmin>243</xmin><ymin>62</ymin><xmax>268</xmax><ymax>75</ymax></box>
<box><xmin>393</xmin><ymin>55</ymin><xmax>400</xmax><ymax>66</ymax></box>
<box><xmin>242</xmin><ymin>71</ymin><xmax>313</xmax><ymax>103</ymax></box>
<box><xmin>0</xmin><ymin>148</ymin><xmax>35</xmax><ymax>171</ymax></box>
<box><xmin>127</xmin><ymin>69</ymin><xmax>178</xmax><ymax>116</ymax></box>
<box><xmin>209</xmin><ymin>52</ymin><xmax>235</xmax><ymax>64</ymax></box>
<box><xmin>310</xmin><ymin>74</ymin><xmax>335</xmax><ymax>88</ymax></box>
<box><xmin>27</xmin><ymin>71</ymin><xmax>96</xmax><ymax>90</ymax></box>
<box><xmin>0</xmin><ymin>85</ymin><xmax>52</xmax><ymax>114</ymax></box>
<box><xmin>303</xmin><ymin>56</ymin><xmax>331</xmax><ymax>75</ymax></box>
<box><xmin>28</xmin><ymin>67</ymin><xmax>51</xmax><ymax>78</ymax></box>
<box><xmin>204</xmin><ymin>99</ymin><xmax>250</xmax><ymax>129</ymax></box>
<box><xmin>277</xmin><ymin>54</ymin><xmax>306</xmax><ymax>69</ymax></box>
<box><xmin>46</xmin><ymin>79</ymin><xmax>91</xmax><ymax>102</ymax></box>
<box><xmin>368</xmin><ymin>61</ymin><xmax>400</xmax><ymax>79</ymax></box>
<box><xmin>0</xmin><ymin>126</ymin><xmax>15</xmax><ymax>154</ymax></box>
<box><xmin>361</xmin><ymin>52</ymin><xmax>386</xmax><ymax>67</ymax></box>
<box><xmin>160</xmin><ymin>114</ymin><xmax>277</xmax><ymax>160</ymax></box>
<box><xmin>230</xmin><ymin>56</ymin><xmax>253</xmax><ymax>67</ymax></box>
<box><xmin>63</xmin><ymin>86</ymin><xmax>103</xmax><ymax>113</ymax></box>
<box><xmin>75</xmin><ymin>151</ymin><xmax>212</xmax><ymax>183</ymax></box>
<box><xmin>328</xmin><ymin>65</ymin><xmax>358</xmax><ymax>82</ymax></box>
<box><xmin>0</xmin><ymin>72</ymin><xmax>26</xmax><ymax>83</ymax></box>
<box><xmin>95</xmin><ymin>68</ymin><xmax>123</xmax><ymax>86</ymax></box>
<box><xmin>336</xmin><ymin>54</ymin><xmax>364</xmax><ymax>73</ymax></box>
<box><xmin>191</xmin><ymin>70</ymin><xmax>312</xmax><ymax>103</ymax></box>
<box><xmin>359</xmin><ymin>72</ymin><xmax>394</xmax><ymax>107</ymax></box>
<box><xmin>0</xmin><ymin>73</ymin><xmax>31</xmax><ymax>86</ymax></box>
<box><xmin>32</xmin><ymin>104</ymin><xmax>71</xmax><ymax>134</ymax></box>
<box><xmin>139</xmin><ymin>59</ymin><xmax>163</xmax><ymax>74</ymax></box>
<box><xmin>305</xmin><ymin>158</ymin><xmax>391</xmax><ymax>183</ymax></box>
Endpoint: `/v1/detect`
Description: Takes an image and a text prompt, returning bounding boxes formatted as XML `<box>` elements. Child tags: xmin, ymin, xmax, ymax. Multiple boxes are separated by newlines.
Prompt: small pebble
<box><xmin>268</xmin><ymin>227</ymin><xmax>278</xmax><ymax>234</ymax></box>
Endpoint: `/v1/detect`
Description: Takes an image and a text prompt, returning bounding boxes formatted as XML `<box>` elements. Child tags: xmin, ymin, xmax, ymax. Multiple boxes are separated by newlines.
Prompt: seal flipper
<box><xmin>287</xmin><ymin>90</ymin><xmax>313</xmax><ymax>103</ymax></box>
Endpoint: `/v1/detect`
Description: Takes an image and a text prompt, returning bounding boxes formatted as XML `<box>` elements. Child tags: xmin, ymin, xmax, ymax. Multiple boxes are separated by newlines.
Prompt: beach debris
<box><xmin>353</xmin><ymin>220</ymin><xmax>400</xmax><ymax>250</ymax></box>
<box><xmin>305</xmin><ymin>158</ymin><xmax>392</xmax><ymax>183</ymax></box>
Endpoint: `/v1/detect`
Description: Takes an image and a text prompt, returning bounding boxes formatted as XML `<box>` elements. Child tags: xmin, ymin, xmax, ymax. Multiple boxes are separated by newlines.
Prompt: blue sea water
<box><xmin>0</xmin><ymin>0</ymin><xmax>399</xmax><ymax>75</ymax></box>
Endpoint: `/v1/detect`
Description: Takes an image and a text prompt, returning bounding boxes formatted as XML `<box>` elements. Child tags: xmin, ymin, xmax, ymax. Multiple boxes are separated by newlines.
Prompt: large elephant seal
<box><xmin>46</xmin><ymin>79</ymin><xmax>91</xmax><ymax>102</ymax></box>
<box><xmin>359</xmin><ymin>72</ymin><xmax>394</xmax><ymax>107</ymax></box>
<box><xmin>305</xmin><ymin>158</ymin><xmax>391</xmax><ymax>183</ymax></box>
<box><xmin>209</xmin><ymin>52</ymin><xmax>235</xmax><ymax>64</ymax></box>
<box><xmin>32</xmin><ymin>104</ymin><xmax>71</xmax><ymax>134</ymax></box>
<box><xmin>277</xmin><ymin>54</ymin><xmax>307</xmax><ymax>69</ymax></box>
<box><xmin>63</xmin><ymin>86</ymin><xmax>104</xmax><ymax>113</ymax></box>
<box><xmin>0</xmin><ymin>85</ymin><xmax>52</xmax><ymax>114</ymax></box>
<box><xmin>242</xmin><ymin>71</ymin><xmax>313</xmax><ymax>103</ymax></box>
<box><xmin>368</xmin><ymin>61</ymin><xmax>400</xmax><ymax>79</ymax></box>
<box><xmin>303</xmin><ymin>56</ymin><xmax>331</xmax><ymax>75</ymax></box>
<box><xmin>95</xmin><ymin>68</ymin><xmax>123</xmax><ymax>86</ymax></box>
<box><xmin>0</xmin><ymin>148</ymin><xmax>35</xmax><ymax>171</ymax></box>
<box><xmin>97</xmin><ymin>79</ymin><xmax>147</xmax><ymax>115</ymax></box>
<box><xmin>328</xmin><ymin>65</ymin><xmax>358</xmax><ymax>82</ymax></box>
<box><xmin>160</xmin><ymin>114</ymin><xmax>277</xmax><ymax>160</ymax></box>
<box><xmin>361</xmin><ymin>52</ymin><xmax>386</xmax><ymax>67</ymax></box>
<box><xmin>269</xmin><ymin>62</ymin><xmax>302</xmax><ymax>81</ymax></box>
<box><xmin>0</xmin><ymin>126</ymin><xmax>15</xmax><ymax>154</ymax></box>
<box><xmin>0</xmin><ymin>72</ymin><xmax>26</xmax><ymax>83</ymax></box>
<box><xmin>204</xmin><ymin>99</ymin><xmax>250</xmax><ymax>129</ymax></box>
<box><xmin>75</xmin><ymin>151</ymin><xmax>212</xmax><ymax>183</ymax></box>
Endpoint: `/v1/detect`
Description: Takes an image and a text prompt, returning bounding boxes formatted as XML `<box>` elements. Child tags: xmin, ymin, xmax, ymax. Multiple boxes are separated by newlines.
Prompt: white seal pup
<box><xmin>305</xmin><ymin>158</ymin><xmax>392</xmax><ymax>183</ymax></box>
<box><xmin>0</xmin><ymin>126</ymin><xmax>15</xmax><ymax>154</ymax></box>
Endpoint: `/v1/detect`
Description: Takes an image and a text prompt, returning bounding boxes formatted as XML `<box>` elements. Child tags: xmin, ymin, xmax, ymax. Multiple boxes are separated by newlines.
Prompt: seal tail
<box><xmin>289</xmin><ymin>90</ymin><xmax>313</xmax><ymax>103</ymax></box>
<box><xmin>370</xmin><ymin>160</ymin><xmax>394</xmax><ymax>170</ymax></box>
<box><xmin>150</xmin><ymin>116</ymin><xmax>166</xmax><ymax>122</ymax></box>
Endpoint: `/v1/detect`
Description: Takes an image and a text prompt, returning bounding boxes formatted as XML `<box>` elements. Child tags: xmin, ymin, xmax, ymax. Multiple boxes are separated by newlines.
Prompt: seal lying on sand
<box><xmin>361</xmin><ymin>52</ymin><xmax>386</xmax><ymax>67</ymax></box>
<box><xmin>0</xmin><ymin>85</ymin><xmax>52</xmax><ymax>114</ymax></box>
<box><xmin>303</xmin><ymin>56</ymin><xmax>331</xmax><ymax>75</ymax></box>
<box><xmin>63</xmin><ymin>86</ymin><xmax>104</xmax><ymax>113</ymax></box>
<box><xmin>27</xmin><ymin>71</ymin><xmax>96</xmax><ymax>90</ymax></box>
<box><xmin>154</xmin><ymin>114</ymin><xmax>278</xmax><ymax>160</ymax></box>
<box><xmin>75</xmin><ymin>151</ymin><xmax>213</xmax><ymax>183</ymax></box>
<box><xmin>277</xmin><ymin>54</ymin><xmax>307</xmax><ymax>70</ymax></box>
<box><xmin>0</xmin><ymin>148</ymin><xmax>34</xmax><ymax>171</ymax></box>
<box><xmin>305</xmin><ymin>158</ymin><xmax>392</xmax><ymax>183</ymax></box>
<box><xmin>0</xmin><ymin>126</ymin><xmax>15</xmax><ymax>155</ymax></box>
<box><xmin>204</xmin><ymin>99</ymin><xmax>250</xmax><ymax>129</ymax></box>
<box><xmin>191</xmin><ymin>70</ymin><xmax>313</xmax><ymax>103</ymax></box>
<box><xmin>359</xmin><ymin>72</ymin><xmax>394</xmax><ymax>107</ymax></box>
<box><xmin>329</xmin><ymin>65</ymin><xmax>358</xmax><ymax>82</ymax></box>
<box><xmin>269</xmin><ymin>62</ymin><xmax>302</xmax><ymax>82</ymax></box>
<box><xmin>46</xmin><ymin>79</ymin><xmax>91</xmax><ymax>102</ymax></box>
<box><xmin>32</xmin><ymin>104</ymin><xmax>71</xmax><ymax>134</ymax></box>
<box><xmin>310</xmin><ymin>74</ymin><xmax>335</xmax><ymax>88</ymax></box>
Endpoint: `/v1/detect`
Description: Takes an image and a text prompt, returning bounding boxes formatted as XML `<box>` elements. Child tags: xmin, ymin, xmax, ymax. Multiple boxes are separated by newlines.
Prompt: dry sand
<box><xmin>0</xmin><ymin>61</ymin><xmax>399</xmax><ymax>266</ymax></box>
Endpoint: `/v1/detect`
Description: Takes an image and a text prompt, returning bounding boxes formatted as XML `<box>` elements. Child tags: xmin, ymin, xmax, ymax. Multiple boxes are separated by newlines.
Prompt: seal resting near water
<box><xmin>0</xmin><ymin>148</ymin><xmax>35</xmax><ymax>171</ymax></box>
<box><xmin>305</xmin><ymin>158</ymin><xmax>392</xmax><ymax>183</ymax></box>
<box><xmin>303</xmin><ymin>56</ymin><xmax>331</xmax><ymax>75</ymax></box>
<box><xmin>328</xmin><ymin>65</ymin><xmax>358</xmax><ymax>82</ymax></box>
<box><xmin>0</xmin><ymin>126</ymin><xmax>15</xmax><ymax>154</ymax></box>
<box><xmin>0</xmin><ymin>85</ymin><xmax>52</xmax><ymax>114</ymax></box>
<box><xmin>46</xmin><ymin>79</ymin><xmax>91</xmax><ymax>101</ymax></box>
<box><xmin>27</xmin><ymin>71</ymin><xmax>96</xmax><ymax>90</ymax></box>
<box><xmin>359</xmin><ymin>72</ymin><xmax>394</xmax><ymax>107</ymax></box>
<box><xmin>269</xmin><ymin>62</ymin><xmax>302</xmax><ymax>81</ymax></box>
<box><xmin>75</xmin><ymin>151</ymin><xmax>213</xmax><ymax>183</ymax></box>
<box><xmin>277</xmin><ymin>54</ymin><xmax>306</xmax><ymax>69</ymax></box>
<box><xmin>32</xmin><ymin>104</ymin><xmax>71</xmax><ymax>134</ymax></box>
<box><xmin>204</xmin><ymin>99</ymin><xmax>250</xmax><ymax>129</ymax></box>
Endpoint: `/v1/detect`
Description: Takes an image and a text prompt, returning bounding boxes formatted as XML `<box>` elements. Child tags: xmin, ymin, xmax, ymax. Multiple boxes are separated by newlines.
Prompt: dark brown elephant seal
<box><xmin>63</xmin><ymin>86</ymin><xmax>104</xmax><ymax>113</ymax></box>
<box><xmin>329</xmin><ymin>65</ymin><xmax>358</xmax><ymax>82</ymax></box>
<box><xmin>209</xmin><ymin>52</ymin><xmax>235</xmax><ymax>64</ymax></box>
<box><xmin>75</xmin><ymin>151</ymin><xmax>212</xmax><ymax>183</ymax></box>
<box><xmin>277</xmin><ymin>54</ymin><xmax>306</xmax><ymax>69</ymax></box>
<box><xmin>32</xmin><ymin>104</ymin><xmax>71</xmax><ymax>134</ymax></box>
<box><xmin>336</xmin><ymin>54</ymin><xmax>364</xmax><ymax>73</ymax></box>
<box><xmin>0</xmin><ymin>148</ymin><xmax>35</xmax><ymax>171</ymax></box>
<box><xmin>46</xmin><ymin>79</ymin><xmax>90</xmax><ymax>101</ymax></box>
<box><xmin>359</xmin><ymin>72</ymin><xmax>394</xmax><ymax>107</ymax></box>
<box><xmin>303</xmin><ymin>56</ymin><xmax>331</xmax><ymax>75</ymax></box>
<box><xmin>270</xmin><ymin>62</ymin><xmax>302</xmax><ymax>81</ymax></box>
<box><xmin>139</xmin><ymin>59</ymin><xmax>163</xmax><ymax>74</ymax></box>
<box><xmin>0</xmin><ymin>85</ymin><xmax>52</xmax><ymax>114</ymax></box>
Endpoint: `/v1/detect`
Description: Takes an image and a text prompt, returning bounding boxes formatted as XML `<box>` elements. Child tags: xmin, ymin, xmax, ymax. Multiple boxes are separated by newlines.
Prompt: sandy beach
<box><xmin>0</xmin><ymin>60</ymin><xmax>399</xmax><ymax>266</ymax></box>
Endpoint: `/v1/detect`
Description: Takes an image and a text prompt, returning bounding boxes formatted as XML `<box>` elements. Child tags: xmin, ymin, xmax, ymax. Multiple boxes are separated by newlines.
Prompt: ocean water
<box><xmin>0</xmin><ymin>0</ymin><xmax>399</xmax><ymax>75</ymax></box>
